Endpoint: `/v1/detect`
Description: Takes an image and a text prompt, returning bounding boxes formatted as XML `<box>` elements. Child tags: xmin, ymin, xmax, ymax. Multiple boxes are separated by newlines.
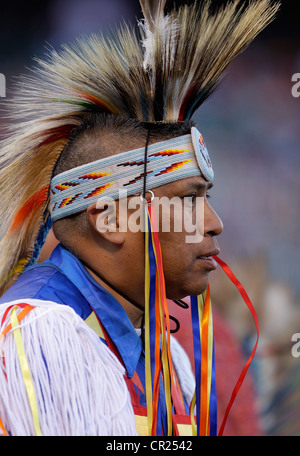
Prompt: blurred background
<box><xmin>1</xmin><ymin>0</ymin><xmax>299</xmax><ymax>436</ymax></box>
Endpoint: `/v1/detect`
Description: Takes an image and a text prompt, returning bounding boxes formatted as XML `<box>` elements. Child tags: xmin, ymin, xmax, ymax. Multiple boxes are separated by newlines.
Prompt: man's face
<box><xmin>121</xmin><ymin>175</ymin><xmax>223</xmax><ymax>301</ymax></box>
<box><xmin>150</xmin><ymin>176</ymin><xmax>223</xmax><ymax>299</ymax></box>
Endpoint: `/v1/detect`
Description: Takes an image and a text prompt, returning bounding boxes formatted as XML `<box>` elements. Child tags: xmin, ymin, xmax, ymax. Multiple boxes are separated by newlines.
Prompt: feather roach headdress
<box><xmin>0</xmin><ymin>0</ymin><xmax>279</xmax><ymax>436</ymax></box>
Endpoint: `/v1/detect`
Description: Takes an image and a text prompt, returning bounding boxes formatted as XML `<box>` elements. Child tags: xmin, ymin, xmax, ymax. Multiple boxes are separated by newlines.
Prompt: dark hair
<box><xmin>54</xmin><ymin>112</ymin><xmax>195</xmax><ymax>177</ymax></box>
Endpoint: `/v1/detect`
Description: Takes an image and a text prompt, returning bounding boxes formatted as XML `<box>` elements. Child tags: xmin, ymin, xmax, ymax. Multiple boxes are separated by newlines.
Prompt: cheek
<box><xmin>160</xmin><ymin>232</ymin><xmax>194</xmax><ymax>278</ymax></box>
<box><xmin>158</xmin><ymin>234</ymin><xmax>210</xmax><ymax>298</ymax></box>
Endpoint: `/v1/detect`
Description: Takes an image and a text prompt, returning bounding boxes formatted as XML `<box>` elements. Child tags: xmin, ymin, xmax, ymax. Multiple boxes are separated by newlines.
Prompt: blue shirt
<box><xmin>0</xmin><ymin>244</ymin><xmax>168</xmax><ymax>434</ymax></box>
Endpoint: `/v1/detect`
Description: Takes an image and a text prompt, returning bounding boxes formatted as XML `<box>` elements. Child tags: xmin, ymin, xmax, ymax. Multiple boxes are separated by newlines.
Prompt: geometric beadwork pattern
<box><xmin>50</xmin><ymin>130</ymin><xmax>213</xmax><ymax>221</ymax></box>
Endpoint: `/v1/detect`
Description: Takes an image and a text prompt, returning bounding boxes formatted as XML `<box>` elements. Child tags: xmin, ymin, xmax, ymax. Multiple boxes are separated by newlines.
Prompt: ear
<box><xmin>87</xmin><ymin>200</ymin><xmax>126</xmax><ymax>245</ymax></box>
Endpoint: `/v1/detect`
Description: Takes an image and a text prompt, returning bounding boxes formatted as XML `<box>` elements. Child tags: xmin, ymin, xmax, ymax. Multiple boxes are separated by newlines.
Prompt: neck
<box><xmin>81</xmin><ymin>260</ymin><xmax>145</xmax><ymax>329</ymax></box>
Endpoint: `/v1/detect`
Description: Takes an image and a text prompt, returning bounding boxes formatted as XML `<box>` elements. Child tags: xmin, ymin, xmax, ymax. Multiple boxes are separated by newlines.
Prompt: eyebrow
<box><xmin>182</xmin><ymin>180</ymin><xmax>214</xmax><ymax>192</ymax></box>
<box><xmin>159</xmin><ymin>178</ymin><xmax>214</xmax><ymax>199</ymax></box>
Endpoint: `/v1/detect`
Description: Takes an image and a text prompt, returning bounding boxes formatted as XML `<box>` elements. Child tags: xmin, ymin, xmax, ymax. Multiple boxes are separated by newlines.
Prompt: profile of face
<box><xmin>152</xmin><ymin>175</ymin><xmax>223</xmax><ymax>299</ymax></box>
<box><xmin>92</xmin><ymin>174</ymin><xmax>223</xmax><ymax>302</ymax></box>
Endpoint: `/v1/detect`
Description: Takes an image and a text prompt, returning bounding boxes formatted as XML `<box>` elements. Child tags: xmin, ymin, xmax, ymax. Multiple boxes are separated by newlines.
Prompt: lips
<box><xmin>196</xmin><ymin>248</ymin><xmax>220</xmax><ymax>270</ymax></box>
<box><xmin>197</xmin><ymin>248</ymin><xmax>220</xmax><ymax>259</ymax></box>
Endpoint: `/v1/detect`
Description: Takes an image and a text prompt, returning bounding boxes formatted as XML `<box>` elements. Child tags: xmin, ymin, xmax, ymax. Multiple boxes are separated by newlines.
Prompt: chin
<box><xmin>166</xmin><ymin>277</ymin><xmax>209</xmax><ymax>300</ymax></box>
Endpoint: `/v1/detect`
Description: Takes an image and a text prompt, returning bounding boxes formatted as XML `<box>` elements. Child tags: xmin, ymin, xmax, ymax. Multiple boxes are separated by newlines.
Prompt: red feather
<box><xmin>37</xmin><ymin>125</ymin><xmax>75</xmax><ymax>148</ymax></box>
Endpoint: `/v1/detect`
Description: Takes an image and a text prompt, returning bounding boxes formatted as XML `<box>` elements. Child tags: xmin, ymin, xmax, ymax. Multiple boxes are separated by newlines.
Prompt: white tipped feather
<box><xmin>139</xmin><ymin>0</ymin><xmax>167</xmax><ymax>32</ymax></box>
<box><xmin>139</xmin><ymin>14</ymin><xmax>179</xmax><ymax>72</ymax></box>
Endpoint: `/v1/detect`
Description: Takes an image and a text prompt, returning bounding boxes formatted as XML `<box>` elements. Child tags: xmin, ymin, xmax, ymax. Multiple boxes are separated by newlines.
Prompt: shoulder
<box><xmin>0</xmin><ymin>299</ymin><xmax>137</xmax><ymax>436</ymax></box>
<box><xmin>0</xmin><ymin>263</ymin><xmax>92</xmax><ymax>319</ymax></box>
<box><xmin>0</xmin><ymin>265</ymin><xmax>60</xmax><ymax>304</ymax></box>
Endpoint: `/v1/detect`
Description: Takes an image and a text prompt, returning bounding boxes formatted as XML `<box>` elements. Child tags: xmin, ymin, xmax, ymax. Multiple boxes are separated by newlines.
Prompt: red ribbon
<box><xmin>213</xmin><ymin>256</ymin><xmax>259</xmax><ymax>436</ymax></box>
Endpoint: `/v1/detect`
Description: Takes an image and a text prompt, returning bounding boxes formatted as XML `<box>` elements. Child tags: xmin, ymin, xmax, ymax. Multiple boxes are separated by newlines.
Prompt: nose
<box><xmin>204</xmin><ymin>200</ymin><xmax>223</xmax><ymax>237</ymax></box>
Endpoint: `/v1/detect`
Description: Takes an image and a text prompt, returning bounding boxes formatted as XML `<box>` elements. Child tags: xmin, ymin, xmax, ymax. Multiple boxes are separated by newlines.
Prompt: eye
<box><xmin>182</xmin><ymin>193</ymin><xmax>197</xmax><ymax>206</ymax></box>
<box><xmin>206</xmin><ymin>192</ymin><xmax>211</xmax><ymax>199</ymax></box>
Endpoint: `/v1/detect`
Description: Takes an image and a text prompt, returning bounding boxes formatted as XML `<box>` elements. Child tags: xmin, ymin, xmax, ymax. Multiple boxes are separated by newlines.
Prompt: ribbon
<box><xmin>190</xmin><ymin>288</ymin><xmax>217</xmax><ymax>436</ymax></box>
<box><xmin>0</xmin><ymin>304</ymin><xmax>41</xmax><ymax>436</ymax></box>
<box><xmin>0</xmin><ymin>304</ymin><xmax>34</xmax><ymax>341</ymax></box>
<box><xmin>144</xmin><ymin>202</ymin><xmax>176</xmax><ymax>435</ymax></box>
<box><xmin>0</xmin><ymin>417</ymin><xmax>7</xmax><ymax>437</ymax></box>
<box><xmin>144</xmin><ymin>205</ymin><xmax>155</xmax><ymax>433</ymax></box>
<box><xmin>213</xmin><ymin>256</ymin><xmax>259</xmax><ymax>436</ymax></box>
<box><xmin>10</xmin><ymin>306</ymin><xmax>42</xmax><ymax>436</ymax></box>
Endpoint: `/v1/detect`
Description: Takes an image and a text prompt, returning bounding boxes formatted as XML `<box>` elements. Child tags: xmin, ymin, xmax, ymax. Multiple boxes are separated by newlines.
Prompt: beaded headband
<box><xmin>50</xmin><ymin>127</ymin><xmax>214</xmax><ymax>221</ymax></box>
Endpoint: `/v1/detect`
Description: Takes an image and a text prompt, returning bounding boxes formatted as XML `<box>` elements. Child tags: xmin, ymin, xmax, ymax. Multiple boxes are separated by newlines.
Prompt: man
<box><xmin>0</xmin><ymin>0</ymin><xmax>279</xmax><ymax>436</ymax></box>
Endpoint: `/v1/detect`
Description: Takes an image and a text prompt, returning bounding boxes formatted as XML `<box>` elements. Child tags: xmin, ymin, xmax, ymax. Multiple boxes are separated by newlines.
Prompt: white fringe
<box><xmin>0</xmin><ymin>299</ymin><xmax>137</xmax><ymax>436</ymax></box>
<box><xmin>170</xmin><ymin>335</ymin><xmax>195</xmax><ymax>408</ymax></box>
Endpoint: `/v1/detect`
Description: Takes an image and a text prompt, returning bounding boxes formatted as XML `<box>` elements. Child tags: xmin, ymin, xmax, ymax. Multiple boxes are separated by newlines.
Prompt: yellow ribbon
<box><xmin>206</xmin><ymin>301</ymin><xmax>213</xmax><ymax>434</ymax></box>
<box><xmin>10</xmin><ymin>307</ymin><xmax>42</xmax><ymax>436</ymax></box>
<box><xmin>144</xmin><ymin>206</ymin><xmax>153</xmax><ymax>434</ymax></box>
<box><xmin>190</xmin><ymin>391</ymin><xmax>197</xmax><ymax>436</ymax></box>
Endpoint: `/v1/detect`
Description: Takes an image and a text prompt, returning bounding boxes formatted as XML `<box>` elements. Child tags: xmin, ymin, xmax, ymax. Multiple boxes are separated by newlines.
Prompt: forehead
<box><xmin>153</xmin><ymin>176</ymin><xmax>213</xmax><ymax>198</ymax></box>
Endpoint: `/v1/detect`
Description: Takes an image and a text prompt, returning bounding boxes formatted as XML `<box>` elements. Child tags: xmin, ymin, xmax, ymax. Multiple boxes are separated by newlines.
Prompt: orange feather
<box><xmin>9</xmin><ymin>186</ymin><xmax>49</xmax><ymax>232</ymax></box>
